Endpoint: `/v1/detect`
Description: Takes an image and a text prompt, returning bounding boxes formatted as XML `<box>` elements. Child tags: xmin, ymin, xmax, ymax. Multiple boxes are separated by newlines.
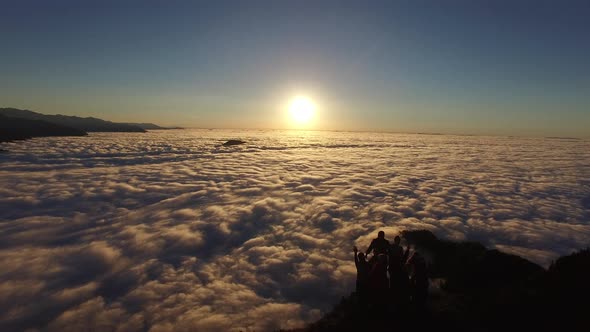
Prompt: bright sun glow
<box><xmin>288</xmin><ymin>96</ymin><xmax>316</xmax><ymax>125</ymax></box>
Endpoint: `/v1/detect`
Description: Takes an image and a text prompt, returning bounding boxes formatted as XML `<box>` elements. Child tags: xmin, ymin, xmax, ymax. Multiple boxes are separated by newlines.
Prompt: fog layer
<box><xmin>1</xmin><ymin>130</ymin><xmax>589</xmax><ymax>331</ymax></box>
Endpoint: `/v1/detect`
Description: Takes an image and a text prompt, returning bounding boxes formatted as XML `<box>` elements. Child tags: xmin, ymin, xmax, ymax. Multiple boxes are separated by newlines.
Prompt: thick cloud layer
<box><xmin>1</xmin><ymin>130</ymin><xmax>589</xmax><ymax>331</ymax></box>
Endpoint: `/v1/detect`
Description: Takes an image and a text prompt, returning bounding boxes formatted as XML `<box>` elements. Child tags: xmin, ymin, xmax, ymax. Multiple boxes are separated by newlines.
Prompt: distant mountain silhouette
<box><xmin>0</xmin><ymin>108</ymin><xmax>147</xmax><ymax>132</ymax></box>
<box><xmin>285</xmin><ymin>230</ymin><xmax>589</xmax><ymax>332</ymax></box>
<box><xmin>117</xmin><ymin>122</ymin><xmax>162</xmax><ymax>130</ymax></box>
<box><xmin>0</xmin><ymin>114</ymin><xmax>87</xmax><ymax>142</ymax></box>
<box><xmin>119</xmin><ymin>122</ymin><xmax>182</xmax><ymax>130</ymax></box>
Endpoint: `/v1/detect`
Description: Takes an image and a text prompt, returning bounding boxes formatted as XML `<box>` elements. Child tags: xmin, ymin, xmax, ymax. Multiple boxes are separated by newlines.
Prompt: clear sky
<box><xmin>1</xmin><ymin>0</ymin><xmax>589</xmax><ymax>136</ymax></box>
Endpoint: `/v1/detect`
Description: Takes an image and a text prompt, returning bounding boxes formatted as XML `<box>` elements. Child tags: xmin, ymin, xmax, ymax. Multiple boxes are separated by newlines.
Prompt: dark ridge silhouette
<box><xmin>119</xmin><ymin>122</ymin><xmax>182</xmax><ymax>130</ymax></box>
<box><xmin>119</xmin><ymin>122</ymin><xmax>166</xmax><ymax>130</ymax></box>
<box><xmin>0</xmin><ymin>114</ymin><xmax>87</xmax><ymax>143</ymax></box>
<box><xmin>222</xmin><ymin>139</ymin><xmax>246</xmax><ymax>146</ymax></box>
<box><xmin>283</xmin><ymin>230</ymin><xmax>589</xmax><ymax>332</ymax></box>
<box><xmin>0</xmin><ymin>108</ymin><xmax>146</xmax><ymax>132</ymax></box>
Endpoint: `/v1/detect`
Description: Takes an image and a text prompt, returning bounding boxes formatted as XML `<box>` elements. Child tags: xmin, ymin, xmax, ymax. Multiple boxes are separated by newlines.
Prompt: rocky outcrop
<box><xmin>286</xmin><ymin>230</ymin><xmax>589</xmax><ymax>332</ymax></box>
<box><xmin>222</xmin><ymin>139</ymin><xmax>246</xmax><ymax>146</ymax></box>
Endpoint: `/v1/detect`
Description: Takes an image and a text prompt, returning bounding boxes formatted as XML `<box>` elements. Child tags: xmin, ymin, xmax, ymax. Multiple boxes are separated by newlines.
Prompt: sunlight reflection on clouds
<box><xmin>0</xmin><ymin>130</ymin><xmax>589</xmax><ymax>331</ymax></box>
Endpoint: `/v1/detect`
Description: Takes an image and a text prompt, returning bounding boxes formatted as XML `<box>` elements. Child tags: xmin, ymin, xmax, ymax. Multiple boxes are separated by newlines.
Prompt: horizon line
<box><xmin>3</xmin><ymin>106</ymin><xmax>587</xmax><ymax>140</ymax></box>
<box><xmin>155</xmin><ymin>126</ymin><xmax>589</xmax><ymax>140</ymax></box>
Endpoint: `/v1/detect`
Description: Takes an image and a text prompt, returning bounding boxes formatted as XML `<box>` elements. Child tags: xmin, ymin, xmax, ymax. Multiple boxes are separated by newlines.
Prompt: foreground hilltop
<box><xmin>286</xmin><ymin>230</ymin><xmax>589</xmax><ymax>332</ymax></box>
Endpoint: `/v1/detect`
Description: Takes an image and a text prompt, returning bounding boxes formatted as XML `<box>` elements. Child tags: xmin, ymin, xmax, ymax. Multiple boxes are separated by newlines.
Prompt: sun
<box><xmin>288</xmin><ymin>96</ymin><xmax>316</xmax><ymax>125</ymax></box>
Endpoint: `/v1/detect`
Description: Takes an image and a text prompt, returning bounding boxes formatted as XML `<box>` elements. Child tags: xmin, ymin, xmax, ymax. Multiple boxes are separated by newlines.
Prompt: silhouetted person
<box><xmin>366</xmin><ymin>231</ymin><xmax>390</xmax><ymax>263</ymax></box>
<box><xmin>389</xmin><ymin>237</ymin><xmax>411</xmax><ymax>308</ymax></box>
<box><xmin>407</xmin><ymin>251</ymin><xmax>428</xmax><ymax>310</ymax></box>
<box><xmin>354</xmin><ymin>246</ymin><xmax>370</xmax><ymax>300</ymax></box>
<box><xmin>369</xmin><ymin>253</ymin><xmax>389</xmax><ymax>310</ymax></box>
<box><xmin>388</xmin><ymin>236</ymin><xmax>410</xmax><ymax>269</ymax></box>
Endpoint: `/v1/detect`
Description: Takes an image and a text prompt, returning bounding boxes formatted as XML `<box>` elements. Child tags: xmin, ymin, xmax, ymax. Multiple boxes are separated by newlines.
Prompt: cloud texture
<box><xmin>1</xmin><ymin>130</ymin><xmax>589</xmax><ymax>331</ymax></box>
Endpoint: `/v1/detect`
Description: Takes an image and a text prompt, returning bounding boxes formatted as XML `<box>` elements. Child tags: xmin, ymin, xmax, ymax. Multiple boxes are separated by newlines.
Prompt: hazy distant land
<box><xmin>0</xmin><ymin>107</ymin><xmax>180</xmax><ymax>143</ymax></box>
<box><xmin>0</xmin><ymin>114</ymin><xmax>88</xmax><ymax>142</ymax></box>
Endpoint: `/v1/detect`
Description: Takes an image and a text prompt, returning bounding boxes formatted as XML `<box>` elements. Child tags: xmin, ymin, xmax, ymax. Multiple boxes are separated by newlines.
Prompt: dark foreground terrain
<box><xmin>285</xmin><ymin>230</ymin><xmax>589</xmax><ymax>332</ymax></box>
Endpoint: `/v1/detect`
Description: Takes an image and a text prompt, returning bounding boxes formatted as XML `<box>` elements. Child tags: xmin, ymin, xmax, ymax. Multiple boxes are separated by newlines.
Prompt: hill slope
<box><xmin>0</xmin><ymin>114</ymin><xmax>88</xmax><ymax>142</ymax></box>
<box><xmin>0</xmin><ymin>108</ymin><xmax>147</xmax><ymax>132</ymax></box>
<box><xmin>119</xmin><ymin>122</ymin><xmax>165</xmax><ymax>130</ymax></box>
<box><xmin>286</xmin><ymin>230</ymin><xmax>589</xmax><ymax>332</ymax></box>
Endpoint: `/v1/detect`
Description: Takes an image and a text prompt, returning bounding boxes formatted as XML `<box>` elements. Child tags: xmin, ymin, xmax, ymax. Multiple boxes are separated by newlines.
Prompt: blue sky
<box><xmin>1</xmin><ymin>0</ymin><xmax>589</xmax><ymax>136</ymax></box>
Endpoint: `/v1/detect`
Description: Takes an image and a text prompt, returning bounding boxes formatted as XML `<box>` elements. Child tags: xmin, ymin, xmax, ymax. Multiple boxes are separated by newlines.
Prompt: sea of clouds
<box><xmin>1</xmin><ymin>129</ymin><xmax>589</xmax><ymax>331</ymax></box>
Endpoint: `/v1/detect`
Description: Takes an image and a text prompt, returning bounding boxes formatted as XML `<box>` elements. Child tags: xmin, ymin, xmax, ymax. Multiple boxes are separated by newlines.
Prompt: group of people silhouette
<box><xmin>354</xmin><ymin>231</ymin><xmax>428</xmax><ymax>312</ymax></box>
